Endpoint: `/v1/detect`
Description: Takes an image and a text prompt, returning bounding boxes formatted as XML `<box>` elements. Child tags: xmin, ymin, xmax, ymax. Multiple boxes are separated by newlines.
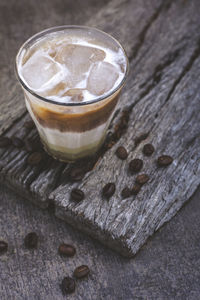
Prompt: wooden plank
<box><xmin>0</xmin><ymin>0</ymin><xmax>200</xmax><ymax>256</ymax></box>
<box><xmin>0</xmin><ymin>0</ymin><xmax>163</xmax><ymax>207</ymax></box>
<box><xmin>51</xmin><ymin>0</ymin><xmax>200</xmax><ymax>255</ymax></box>
<box><xmin>1</xmin><ymin>184</ymin><xmax>200</xmax><ymax>300</ymax></box>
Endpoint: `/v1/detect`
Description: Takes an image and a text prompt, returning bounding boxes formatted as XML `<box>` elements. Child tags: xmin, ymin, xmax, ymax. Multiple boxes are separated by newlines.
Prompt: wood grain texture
<box><xmin>0</xmin><ymin>0</ymin><xmax>200</xmax><ymax>257</ymax></box>
<box><xmin>51</xmin><ymin>0</ymin><xmax>200</xmax><ymax>256</ymax></box>
<box><xmin>0</xmin><ymin>184</ymin><xmax>200</xmax><ymax>300</ymax></box>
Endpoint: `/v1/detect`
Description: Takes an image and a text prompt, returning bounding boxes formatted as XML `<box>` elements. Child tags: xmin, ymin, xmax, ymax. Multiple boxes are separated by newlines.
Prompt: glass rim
<box><xmin>15</xmin><ymin>25</ymin><xmax>129</xmax><ymax>107</ymax></box>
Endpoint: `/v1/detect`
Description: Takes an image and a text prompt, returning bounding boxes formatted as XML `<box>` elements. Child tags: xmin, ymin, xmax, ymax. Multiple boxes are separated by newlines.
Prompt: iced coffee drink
<box><xmin>16</xmin><ymin>26</ymin><xmax>128</xmax><ymax>162</ymax></box>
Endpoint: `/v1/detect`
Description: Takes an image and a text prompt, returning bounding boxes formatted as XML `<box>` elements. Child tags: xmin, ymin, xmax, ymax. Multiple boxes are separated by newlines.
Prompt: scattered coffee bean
<box><xmin>157</xmin><ymin>155</ymin><xmax>173</xmax><ymax>166</ymax></box>
<box><xmin>70</xmin><ymin>188</ymin><xmax>84</xmax><ymax>202</ymax></box>
<box><xmin>121</xmin><ymin>187</ymin><xmax>131</xmax><ymax>199</ymax></box>
<box><xmin>135</xmin><ymin>133</ymin><xmax>149</xmax><ymax>146</ymax></box>
<box><xmin>0</xmin><ymin>241</ymin><xmax>8</xmax><ymax>255</ymax></box>
<box><xmin>58</xmin><ymin>243</ymin><xmax>76</xmax><ymax>257</ymax></box>
<box><xmin>0</xmin><ymin>136</ymin><xmax>11</xmax><ymax>148</ymax></box>
<box><xmin>27</xmin><ymin>152</ymin><xmax>42</xmax><ymax>165</ymax></box>
<box><xmin>111</xmin><ymin>111</ymin><xmax>129</xmax><ymax>142</ymax></box>
<box><xmin>73</xmin><ymin>265</ymin><xmax>90</xmax><ymax>279</ymax></box>
<box><xmin>115</xmin><ymin>146</ymin><xmax>128</xmax><ymax>160</ymax></box>
<box><xmin>61</xmin><ymin>277</ymin><xmax>75</xmax><ymax>294</ymax></box>
<box><xmin>11</xmin><ymin>137</ymin><xmax>24</xmax><ymax>148</ymax></box>
<box><xmin>102</xmin><ymin>182</ymin><xmax>115</xmax><ymax>199</ymax></box>
<box><xmin>102</xmin><ymin>110</ymin><xmax>130</xmax><ymax>152</ymax></box>
<box><xmin>132</xmin><ymin>184</ymin><xmax>141</xmax><ymax>195</ymax></box>
<box><xmin>24</xmin><ymin>232</ymin><xmax>38</xmax><ymax>249</ymax></box>
<box><xmin>24</xmin><ymin>120</ymin><xmax>35</xmax><ymax>129</ymax></box>
<box><xmin>143</xmin><ymin>144</ymin><xmax>155</xmax><ymax>156</ymax></box>
<box><xmin>136</xmin><ymin>174</ymin><xmax>150</xmax><ymax>185</ymax></box>
<box><xmin>129</xmin><ymin>159</ymin><xmax>143</xmax><ymax>173</ymax></box>
<box><xmin>70</xmin><ymin>168</ymin><xmax>84</xmax><ymax>181</ymax></box>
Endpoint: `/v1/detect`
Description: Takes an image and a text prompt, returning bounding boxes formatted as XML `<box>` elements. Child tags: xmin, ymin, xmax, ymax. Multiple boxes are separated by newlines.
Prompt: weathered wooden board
<box><xmin>0</xmin><ymin>0</ymin><xmax>200</xmax><ymax>257</ymax></box>
<box><xmin>1</xmin><ymin>184</ymin><xmax>200</xmax><ymax>300</ymax></box>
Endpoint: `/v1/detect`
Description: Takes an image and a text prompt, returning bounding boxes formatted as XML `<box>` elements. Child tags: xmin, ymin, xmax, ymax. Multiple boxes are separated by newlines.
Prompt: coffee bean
<box><xmin>24</xmin><ymin>120</ymin><xmax>35</xmax><ymax>130</ymax></box>
<box><xmin>27</xmin><ymin>152</ymin><xmax>42</xmax><ymax>165</ymax></box>
<box><xmin>11</xmin><ymin>137</ymin><xmax>24</xmax><ymax>148</ymax></box>
<box><xmin>143</xmin><ymin>144</ymin><xmax>155</xmax><ymax>156</ymax></box>
<box><xmin>129</xmin><ymin>159</ymin><xmax>143</xmax><ymax>173</ymax></box>
<box><xmin>115</xmin><ymin>146</ymin><xmax>128</xmax><ymax>160</ymax></box>
<box><xmin>102</xmin><ymin>183</ymin><xmax>115</xmax><ymax>199</ymax></box>
<box><xmin>70</xmin><ymin>168</ymin><xmax>84</xmax><ymax>181</ymax></box>
<box><xmin>0</xmin><ymin>136</ymin><xmax>11</xmax><ymax>148</ymax></box>
<box><xmin>24</xmin><ymin>232</ymin><xmax>38</xmax><ymax>249</ymax></box>
<box><xmin>132</xmin><ymin>184</ymin><xmax>141</xmax><ymax>195</ymax></box>
<box><xmin>58</xmin><ymin>243</ymin><xmax>76</xmax><ymax>257</ymax></box>
<box><xmin>70</xmin><ymin>188</ymin><xmax>84</xmax><ymax>202</ymax></box>
<box><xmin>110</xmin><ymin>111</ymin><xmax>129</xmax><ymax>143</ymax></box>
<box><xmin>157</xmin><ymin>155</ymin><xmax>173</xmax><ymax>166</ymax></box>
<box><xmin>61</xmin><ymin>277</ymin><xmax>75</xmax><ymax>294</ymax></box>
<box><xmin>73</xmin><ymin>265</ymin><xmax>90</xmax><ymax>279</ymax></box>
<box><xmin>121</xmin><ymin>187</ymin><xmax>131</xmax><ymax>199</ymax></box>
<box><xmin>136</xmin><ymin>174</ymin><xmax>149</xmax><ymax>185</ymax></box>
<box><xmin>135</xmin><ymin>133</ymin><xmax>148</xmax><ymax>146</ymax></box>
<box><xmin>0</xmin><ymin>241</ymin><xmax>8</xmax><ymax>255</ymax></box>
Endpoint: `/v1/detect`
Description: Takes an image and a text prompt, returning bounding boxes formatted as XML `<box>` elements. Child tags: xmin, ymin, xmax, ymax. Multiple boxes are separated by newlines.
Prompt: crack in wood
<box><xmin>128</xmin><ymin>47</ymin><xmax>184</xmax><ymax>121</ymax></box>
<box><xmin>139</xmin><ymin>48</ymin><xmax>182</xmax><ymax>90</ymax></box>
<box><xmin>2</xmin><ymin>110</ymin><xmax>27</xmax><ymax>135</ymax></box>
<box><xmin>129</xmin><ymin>0</ymin><xmax>173</xmax><ymax>62</ymax></box>
<box><xmin>164</xmin><ymin>38</ymin><xmax>200</xmax><ymax>104</ymax></box>
<box><xmin>48</xmin><ymin>163</ymin><xmax>68</xmax><ymax>191</ymax></box>
<box><xmin>185</xmin><ymin>133</ymin><xmax>200</xmax><ymax>149</ymax></box>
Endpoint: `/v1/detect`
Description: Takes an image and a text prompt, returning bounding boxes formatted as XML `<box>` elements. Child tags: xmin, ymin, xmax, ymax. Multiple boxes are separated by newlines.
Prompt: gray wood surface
<box><xmin>0</xmin><ymin>0</ymin><xmax>200</xmax><ymax>258</ymax></box>
<box><xmin>0</xmin><ymin>184</ymin><xmax>200</xmax><ymax>300</ymax></box>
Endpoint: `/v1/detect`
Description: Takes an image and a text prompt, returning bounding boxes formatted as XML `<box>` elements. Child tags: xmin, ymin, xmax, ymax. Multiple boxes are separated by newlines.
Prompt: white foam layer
<box><xmin>38</xmin><ymin>121</ymin><xmax>107</xmax><ymax>149</ymax></box>
<box><xmin>18</xmin><ymin>30</ymin><xmax>126</xmax><ymax>103</ymax></box>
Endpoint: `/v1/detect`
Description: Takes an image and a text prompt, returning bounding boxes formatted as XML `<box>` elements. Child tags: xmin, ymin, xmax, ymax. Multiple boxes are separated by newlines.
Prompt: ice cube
<box><xmin>44</xmin><ymin>82</ymin><xmax>67</xmax><ymax>96</ymax></box>
<box><xmin>65</xmin><ymin>72</ymin><xmax>85</xmax><ymax>89</ymax></box>
<box><xmin>55</xmin><ymin>44</ymin><xmax>105</xmax><ymax>74</ymax></box>
<box><xmin>62</xmin><ymin>88</ymin><xmax>84</xmax><ymax>102</ymax></box>
<box><xmin>22</xmin><ymin>51</ymin><xmax>59</xmax><ymax>90</ymax></box>
<box><xmin>44</xmin><ymin>40</ymin><xmax>58</xmax><ymax>58</ymax></box>
<box><xmin>87</xmin><ymin>61</ymin><xmax>119</xmax><ymax>96</ymax></box>
<box><xmin>55</xmin><ymin>44</ymin><xmax>74</xmax><ymax>64</ymax></box>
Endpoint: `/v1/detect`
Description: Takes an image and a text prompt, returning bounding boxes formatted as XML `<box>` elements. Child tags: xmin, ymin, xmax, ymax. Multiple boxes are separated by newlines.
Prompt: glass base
<box><xmin>40</xmin><ymin>135</ymin><xmax>105</xmax><ymax>163</ymax></box>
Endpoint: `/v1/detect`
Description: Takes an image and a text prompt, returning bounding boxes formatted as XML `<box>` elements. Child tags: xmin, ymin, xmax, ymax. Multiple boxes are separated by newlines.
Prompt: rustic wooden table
<box><xmin>1</xmin><ymin>185</ymin><xmax>200</xmax><ymax>300</ymax></box>
<box><xmin>0</xmin><ymin>0</ymin><xmax>200</xmax><ymax>299</ymax></box>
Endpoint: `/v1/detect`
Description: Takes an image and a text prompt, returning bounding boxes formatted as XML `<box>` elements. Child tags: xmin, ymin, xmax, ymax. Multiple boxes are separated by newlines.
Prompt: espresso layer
<box><xmin>26</xmin><ymin>92</ymin><xmax>119</xmax><ymax>132</ymax></box>
<box><xmin>26</xmin><ymin>100</ymin><xmax>108</xmax><ymax>157</ymax></box>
